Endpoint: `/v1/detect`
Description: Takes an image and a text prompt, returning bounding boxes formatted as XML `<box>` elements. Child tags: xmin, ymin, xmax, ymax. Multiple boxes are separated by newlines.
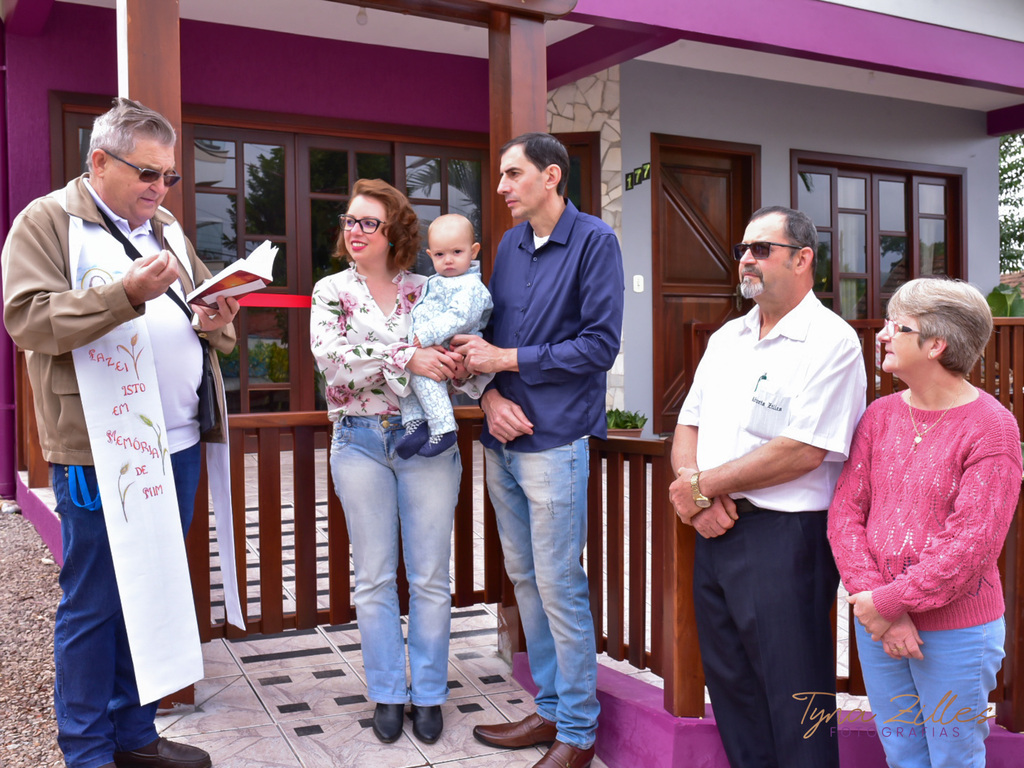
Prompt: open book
<box><xmin>187</xmin><ymin>240</ymin><xmax>279</xmax><ymax>309</ymax></box>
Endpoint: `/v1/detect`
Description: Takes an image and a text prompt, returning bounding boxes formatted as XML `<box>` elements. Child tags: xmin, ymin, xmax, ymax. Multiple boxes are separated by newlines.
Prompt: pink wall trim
<box><xmin>571</xmin><ymin>0</ymin><xmax>1024</xmax><ymax>95</ymax></box>
<box><xmin>16</xmin><ymin>476</ymin><xmax>62</xmax><ymax>564</ymax></box>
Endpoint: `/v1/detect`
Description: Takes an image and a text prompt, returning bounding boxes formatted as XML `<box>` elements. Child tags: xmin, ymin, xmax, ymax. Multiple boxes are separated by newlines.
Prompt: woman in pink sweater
<box><xmin>828</xmin><ymin>278</ymin><xmax>1022</xmax><ymax>768</ymax></box>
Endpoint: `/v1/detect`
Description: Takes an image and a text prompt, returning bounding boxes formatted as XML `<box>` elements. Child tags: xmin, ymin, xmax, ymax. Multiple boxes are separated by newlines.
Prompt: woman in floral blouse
<box><xmin>310</xmin><ymin>179</ymin><xmax>462</xmax><ymax>746</ymax></box>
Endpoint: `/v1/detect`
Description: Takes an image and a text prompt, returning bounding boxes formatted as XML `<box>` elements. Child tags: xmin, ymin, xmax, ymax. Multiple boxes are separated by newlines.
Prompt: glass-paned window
<box><xmin>796</xmin><ymin>157</ymin><xmax>960</xmax><ymax>318</ymax></box>
<box><xmin>309</xmin><ymin>148</ymin><xmax>348</xmax><ymax>194</ymax></box>
<box><xmin>840</xmin><ymin>278</ymin><xmax>867</xmax><ymax>321</ymax></box>
<box><xmin>798</xmin><ymin>172</ymin><xmax>832</xmax><ymax>228</ymax></box>
<box><xmin>920</xmin><ymin>219</ymin><xmax>947</xmax><ymax>275</ymax></box>
<box><xmin>406</xmin><ymin>156</ymin><xmax>442</xmax><ymax>199</ymax></box>
<box><xmin>919</xmin><ymin>184</ymin><xmax>945</xmax><ymax>215</ymax></box>
<box><xmin>838</xmin><ymin>177</ymin><xmax>865</xmax><ymax>210</ymax></box>
<box><xmin>838</xmin><ymin>213</ymin><xmax>866</xmax><ymax>273</ymax></box>
<box><xmin>357</xmin><ymin>153</ymin><xmax>393</xmax><ymax>185</ymax></box>
<box><xmin>880</xmin><ymin>235</ymin><xmax>908</xmax><ymax>294</ymax></box>
<box><xmin>814</xmin><ymin>233</ymin><xmax>833</xmax><ymax>294</ymax></box>
<box><xmin>878</xmin><ymin>181</ymin><xmax>906</xmax><ymax>232</ymax></box>
<box><xmin>311</xmin><ymin>198</ymin><xmax>345</xmax><ymax>284</ymax></box>
<box><xmin>448</xmin><ymin>158</ymin><xmax>482</xmax><ymax>238</ymax></box>
<box><xmin>195</xmin><ymin>139</ymin><xmax>236</xmax><ymax>188</ymax></box>
<box><xmin>244</xmin><ymin>143</ymin><xmax>286</xmax><ymax>236</ymax></box>
<box><xmin>194</xmin><ymin>192</ymin><xmax>237</xmax><ymax>268</ymax></box>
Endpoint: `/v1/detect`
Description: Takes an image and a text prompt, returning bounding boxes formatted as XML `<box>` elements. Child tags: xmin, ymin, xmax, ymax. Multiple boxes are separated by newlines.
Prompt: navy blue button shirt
<box><xmin>483</xmin><ymin>200</ymin><xmax>624</xmax><ymax>452</ymax></box>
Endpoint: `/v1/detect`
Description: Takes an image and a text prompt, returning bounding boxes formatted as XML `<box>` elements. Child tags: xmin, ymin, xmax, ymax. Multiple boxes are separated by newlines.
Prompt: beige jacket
<box><xmin>1</xmin><ymin>175</ymin><xmax>236</xmax><ymax>465</ymax></box>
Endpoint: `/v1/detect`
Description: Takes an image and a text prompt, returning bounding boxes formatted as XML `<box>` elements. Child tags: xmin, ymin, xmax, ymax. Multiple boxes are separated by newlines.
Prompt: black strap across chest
<box><xmin>97</xmin><ymin>208</ymin><xmax>193</xmax><ymax>321</ymax></box>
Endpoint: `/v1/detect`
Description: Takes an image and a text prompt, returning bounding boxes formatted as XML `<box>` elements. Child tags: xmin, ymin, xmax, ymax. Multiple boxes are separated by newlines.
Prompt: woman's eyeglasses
<box><xmin>882</xmin><ymin>319</ymin><xmax>921</xmax><ymax>337</ymax></box>
<box><xmin>732</xmin><ymin>241</ymin><xmax>802</xmax><ymax>260</ymax></box>
<box><xmin>105</xmin><ymin>151</ymin><xmax>182</xmax><ymax>187</ymax></box>
<box><xmin>340</xmin><ymin>215</ymin><xmax>386</xmax><ymax>235</ymax></box>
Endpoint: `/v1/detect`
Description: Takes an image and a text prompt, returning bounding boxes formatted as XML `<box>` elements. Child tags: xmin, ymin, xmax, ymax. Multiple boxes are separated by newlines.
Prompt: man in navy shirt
<box><xmin>452</xmin><ymin>132</ymin><xmax>624</xmax><ymax>768</ymax></box>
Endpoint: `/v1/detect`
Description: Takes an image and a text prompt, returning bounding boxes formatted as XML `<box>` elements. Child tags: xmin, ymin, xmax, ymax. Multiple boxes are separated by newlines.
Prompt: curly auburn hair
<box><xmin>333</xmin><ymin>178</ymin><xmax>421</xmax><ymax>271</ymax></box>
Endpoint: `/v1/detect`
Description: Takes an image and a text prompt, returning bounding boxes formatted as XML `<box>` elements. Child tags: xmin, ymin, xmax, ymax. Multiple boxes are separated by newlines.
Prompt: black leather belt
<box><xmin>732</xmin><ymin>497</ymin><xmax>825</xmax><ymax>515</ymax></box>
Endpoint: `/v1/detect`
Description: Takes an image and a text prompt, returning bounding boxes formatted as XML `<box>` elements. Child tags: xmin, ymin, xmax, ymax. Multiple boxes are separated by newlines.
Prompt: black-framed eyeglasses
<box><xmin>882</xmin><ymin>319</ymin><xmax>921</xmax><ymax>337</ymax></box>
<box><xmin>105</xmin><ymin>151</ymin><xmax>182</xmax><ymax>187</ymax></box>
<box><xmin>340</xmin><ymin>215</ymin><xmax>386</xmax><ymax>235</ymax></box>
<box><xmin>732</xmin><ymin>241</ymin><xmax>802</xmax><ymax>261</ymax></box>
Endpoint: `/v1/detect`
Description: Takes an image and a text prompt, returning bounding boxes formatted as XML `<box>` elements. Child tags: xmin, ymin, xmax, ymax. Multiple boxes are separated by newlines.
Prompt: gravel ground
<box><xmin>1</xmin><ymin>509</ymin><xmax>64</xmax><ymax>768</ymax></box>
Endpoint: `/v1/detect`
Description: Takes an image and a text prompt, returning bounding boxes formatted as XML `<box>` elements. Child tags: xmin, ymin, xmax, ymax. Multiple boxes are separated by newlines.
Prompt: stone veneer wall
<box><xmin>547</xmin><ymin>66</ymin><xmax>625</xmax><ymax>411</ymax></box>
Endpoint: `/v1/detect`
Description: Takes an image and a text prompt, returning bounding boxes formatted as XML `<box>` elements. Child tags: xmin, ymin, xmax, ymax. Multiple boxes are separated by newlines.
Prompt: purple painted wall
<box><xmin>179</xmin><ymin>19</ymin><xmax>489</xmax><ymax>133</ymax></box>
<box><xmin>4</xmin><ymin>3</ymin><xmax>116</xmax><ymax>216</ymax></box>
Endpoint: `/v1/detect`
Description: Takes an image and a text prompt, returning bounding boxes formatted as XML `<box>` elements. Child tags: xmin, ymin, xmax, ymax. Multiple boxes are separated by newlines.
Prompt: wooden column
<box><xmin>116</xmin><ymin>0</ymin><xmax>184</xmax><ymax>224</ymax></box>
<box><xmin>487</xmin><ymin>9</ymin><xmax>548</xmax><ymax>659</ymax></box>
<box><xmin>117</xmin><ymin>0</ymin><xmax>188</xmax><ymax>704</ymax></box>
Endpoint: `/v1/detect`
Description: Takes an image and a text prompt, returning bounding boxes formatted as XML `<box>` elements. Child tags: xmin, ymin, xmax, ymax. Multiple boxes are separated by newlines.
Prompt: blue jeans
<box><xmin>485</xmin><ymin>438</ymin><xmax>599</xmax><ymax>749</ymax></box>
<box><xmin>52</xmin><ymin>442</ymin><xmax>201</xmax><ymax>768</ymax></box>
<box><xmin>329</xmin><ymin>415</ymin><xmax>459</xmax><ymax>706</ymax></box>
<box><xmin>855</xmin><ymin>617</ymin><xmax>1004</xmax><ymax>768</ymax></box>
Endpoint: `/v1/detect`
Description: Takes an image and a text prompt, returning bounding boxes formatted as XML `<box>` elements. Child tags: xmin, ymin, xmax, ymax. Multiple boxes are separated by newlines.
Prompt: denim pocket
<box><xmin>332</xmin><ymin>423</ymin><xmax>354</xmax><ymax>451</ymax></box>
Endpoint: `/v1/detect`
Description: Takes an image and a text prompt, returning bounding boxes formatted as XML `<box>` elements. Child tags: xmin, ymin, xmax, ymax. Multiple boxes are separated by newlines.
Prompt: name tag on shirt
<box><xmin>747</xmin><ymin>374</ymin><xmax>790</xmax><ymax>439</ymax></box>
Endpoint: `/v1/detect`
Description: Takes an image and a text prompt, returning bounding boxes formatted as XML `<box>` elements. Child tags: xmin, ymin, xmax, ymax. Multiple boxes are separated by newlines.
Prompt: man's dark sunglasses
<box><xmin>106</xmin><ymin>151</ymin><xmax>182</xmax><ymax>188</ymax></box>
<box><xmin>732</xmin><ymin>241</ymin><xmax>802</xmax><ymax>260</ymax></box>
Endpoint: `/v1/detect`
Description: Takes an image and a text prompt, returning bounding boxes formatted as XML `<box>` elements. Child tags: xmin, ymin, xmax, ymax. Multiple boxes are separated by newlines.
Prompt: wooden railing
<box><xmin>184</xmin><ymin>408</ymin><xmax>686</xmax><ymax>712</ymax></box>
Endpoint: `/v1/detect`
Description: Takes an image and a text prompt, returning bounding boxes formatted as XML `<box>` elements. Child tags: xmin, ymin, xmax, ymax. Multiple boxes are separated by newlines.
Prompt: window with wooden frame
<box><xmin>792</xmin><ymin>151</ymin><xmax>963</xmax><ymax>320</ymax></box>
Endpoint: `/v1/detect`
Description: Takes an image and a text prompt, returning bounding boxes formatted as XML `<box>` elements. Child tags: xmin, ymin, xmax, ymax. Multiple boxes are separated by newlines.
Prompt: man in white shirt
<box><xmin>669</xmin><ymin>206</ymin><xmax>866</xmax><ymax>768</ymax></box>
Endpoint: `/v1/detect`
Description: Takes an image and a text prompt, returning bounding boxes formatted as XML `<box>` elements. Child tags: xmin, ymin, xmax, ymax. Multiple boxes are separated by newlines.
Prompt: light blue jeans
<box><xmin>485</xmin><ymin>438</ymin><xmax>599</xmax><ymax>749</ymax></box>
<box><xmin>855</xmin><ymin>617</ymin><xmax>1005</xmax><ymax>768</ymax></box>
<box><xmin>329</xmin><ymin>416</ymin><xmax>459</xmax><ymax>706</ymax></box>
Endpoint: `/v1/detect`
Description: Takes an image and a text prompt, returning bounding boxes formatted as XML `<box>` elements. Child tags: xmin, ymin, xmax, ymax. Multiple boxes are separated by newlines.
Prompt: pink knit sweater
<box><xmin>828</xmin><ymin>390</ymin><xmax>1022</xmax><ymax>631</ymax></box>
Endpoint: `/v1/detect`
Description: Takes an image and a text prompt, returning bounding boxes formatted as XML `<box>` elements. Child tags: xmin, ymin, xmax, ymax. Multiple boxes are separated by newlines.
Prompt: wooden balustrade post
<box><xmin>659</xmin><ymin>451</ymin><xmax>705</xmax><ymax>717</ymax></box>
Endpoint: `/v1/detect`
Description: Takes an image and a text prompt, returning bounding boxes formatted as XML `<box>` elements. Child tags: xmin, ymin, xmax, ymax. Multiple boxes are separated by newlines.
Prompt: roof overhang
<box><xmin>35</xmin><ymin>0</ymin><xmax>1024</xmax><ymax>134</ymax></box>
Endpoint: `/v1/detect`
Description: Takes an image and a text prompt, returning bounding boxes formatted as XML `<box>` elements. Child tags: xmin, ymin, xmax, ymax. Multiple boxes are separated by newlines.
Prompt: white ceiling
<box><xmin>61</xmin><ymin>0</ymin><xmax>1023</xmax><ymax>112</ymax></box>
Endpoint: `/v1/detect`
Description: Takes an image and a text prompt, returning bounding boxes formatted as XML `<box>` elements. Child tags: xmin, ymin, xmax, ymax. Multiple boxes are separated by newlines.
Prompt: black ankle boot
<box><xmin>372</xmin><ymin>703</ymin><xmax>405</xmax><ymax>743</ymax></box>
<box><xmin>410</xmin><ymin>704</ymin><xmax>443</xmax><ymax>744</ymax></box>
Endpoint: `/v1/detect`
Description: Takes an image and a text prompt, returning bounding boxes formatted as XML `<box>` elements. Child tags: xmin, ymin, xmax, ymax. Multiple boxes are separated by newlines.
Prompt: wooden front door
<box><xmin>651</xmin><ymin>135</ymin><xmax>759</xmax><ymax>433</ymax></box>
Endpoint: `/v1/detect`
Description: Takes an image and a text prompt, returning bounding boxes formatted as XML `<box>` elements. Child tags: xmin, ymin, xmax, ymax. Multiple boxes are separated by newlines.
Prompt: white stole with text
<box><xmin>57</xmin><ymin>192</ymin><xmax>243</xmax><ymax>704</ymax></box>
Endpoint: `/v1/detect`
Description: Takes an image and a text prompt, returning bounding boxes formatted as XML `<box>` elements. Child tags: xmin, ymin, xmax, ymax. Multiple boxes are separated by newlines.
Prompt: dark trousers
<box><xmin>693</xmin><ymin>502</ymin><xmax>840</xmax><ymax>768</ymax></box>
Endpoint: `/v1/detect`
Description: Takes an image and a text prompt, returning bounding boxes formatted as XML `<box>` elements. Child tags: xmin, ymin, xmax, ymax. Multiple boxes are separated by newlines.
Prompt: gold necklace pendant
<box><xmin>907</xmin><ymin>381</ymin><xmax>964</xmax><ymax>449</ymax></box>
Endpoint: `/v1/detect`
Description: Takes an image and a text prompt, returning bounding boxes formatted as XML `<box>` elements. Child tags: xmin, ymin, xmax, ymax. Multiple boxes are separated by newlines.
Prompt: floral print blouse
<box><xmin>310</xmin><ymin>265</ymin><xmax>425</xmax><ymax>420</ymax></box>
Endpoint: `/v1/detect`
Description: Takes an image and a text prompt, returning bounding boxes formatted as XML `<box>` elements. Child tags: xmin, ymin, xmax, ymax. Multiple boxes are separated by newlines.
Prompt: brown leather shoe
<box><xmin>113</xmin><ymin>737</ymin><xmax>211</xmax><ymax>768</ymax></box>
<box><xmin>533</xmin><ymin>740</ymin><xmax>595</xmax><ymax>768</ymax></box>
<box><xmin>473</xmin><ymin>712</ymin><xmax>557</xmax><ymax>748</ymax></box>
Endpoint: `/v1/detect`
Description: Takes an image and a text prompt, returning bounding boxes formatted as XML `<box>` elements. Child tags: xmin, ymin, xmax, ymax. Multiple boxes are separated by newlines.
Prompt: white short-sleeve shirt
<box><xmin>678</xmin><ymin>290</ymin><xmax>866</xmax><ymax>512</ymax></box>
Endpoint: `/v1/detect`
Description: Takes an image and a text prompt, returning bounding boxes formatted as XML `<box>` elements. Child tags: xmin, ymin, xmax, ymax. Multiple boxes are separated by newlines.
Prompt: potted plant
<box><xmin>606</xmin><ymin>408</ymin><xmax>648</xmax><ymax>437</ymax></box>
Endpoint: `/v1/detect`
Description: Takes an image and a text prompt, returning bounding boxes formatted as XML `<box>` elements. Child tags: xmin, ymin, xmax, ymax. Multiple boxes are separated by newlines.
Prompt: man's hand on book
<box><xmin>191</xmin><ymin>295</ymin><xmax>240</xmax><ymax>333</ymax></box>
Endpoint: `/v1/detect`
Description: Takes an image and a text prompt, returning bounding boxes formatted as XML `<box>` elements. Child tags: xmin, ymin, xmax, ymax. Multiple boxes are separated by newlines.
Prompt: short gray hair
<box><xmin>887</xmin><ymin>278</ymin><xmax>993</xmax><ymax>376</ymax></box>
<box><xmin>749</xmin><ymin>205</ymin><xmax>818</xmax><ymax>269</ymax></box>
<box><xmin>87</xmin><ymin>97</ymin><xmax>176</xmax><ymax>171</ymax></box>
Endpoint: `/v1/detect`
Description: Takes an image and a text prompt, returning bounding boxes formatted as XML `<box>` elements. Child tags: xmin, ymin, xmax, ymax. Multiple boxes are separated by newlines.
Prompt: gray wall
<box><xmin>619</xmin><ymin>59</ymin><xmax>1000</xmax><ymax>431</ymax></box>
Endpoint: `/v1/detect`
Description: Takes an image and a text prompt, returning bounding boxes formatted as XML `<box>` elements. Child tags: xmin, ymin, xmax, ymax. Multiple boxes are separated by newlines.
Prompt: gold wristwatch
<box><xmin>690</xmin><ymin>471</ymin><xmax>712</xmax><ymax>509</ymax></box>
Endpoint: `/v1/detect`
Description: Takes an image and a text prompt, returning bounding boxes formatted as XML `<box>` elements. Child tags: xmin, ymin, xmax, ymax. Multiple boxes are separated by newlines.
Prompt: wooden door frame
<box><xmin>650</xmin><ymin>133</ymin><xmax>761</xmax><ymax>434</ymax></box>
